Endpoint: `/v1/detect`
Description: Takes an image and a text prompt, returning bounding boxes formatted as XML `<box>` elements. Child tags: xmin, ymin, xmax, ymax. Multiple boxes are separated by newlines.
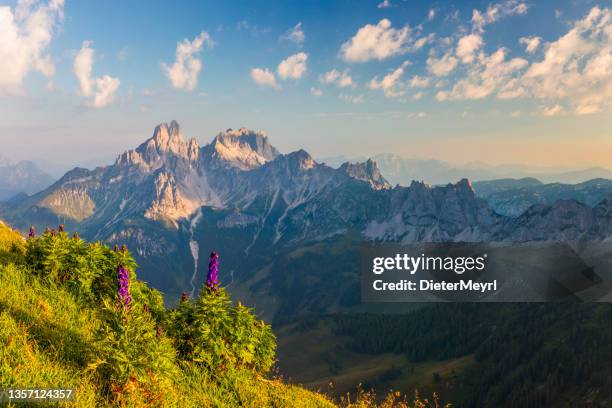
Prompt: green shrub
<box><xmin>89</xmin><ymin>299</ymin><xmax>178</xmax><ymax>404</ymax></box>
<box><xmin>168</xmin><ymin>287</ymin><xmax>276</xmax><ymax>373</ymax></box>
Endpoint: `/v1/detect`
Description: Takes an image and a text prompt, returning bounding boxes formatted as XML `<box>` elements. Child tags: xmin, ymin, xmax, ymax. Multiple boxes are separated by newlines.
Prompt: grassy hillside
<box><xmin>0</xmin><ymin>221</ymin><xmax>337</xmax><ymax>407</ymax></box>
<box><xmin>0</xmin><ymin>221</ymin><xmax>447</xmax><ymax>407</ymax></box>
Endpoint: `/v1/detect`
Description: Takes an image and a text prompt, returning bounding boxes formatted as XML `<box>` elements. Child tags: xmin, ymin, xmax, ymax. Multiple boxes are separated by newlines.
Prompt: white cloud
<box><xmin>413</xmin><ymin>91</ymin><xmax>424</xmax><ymax>100</ymax></box>
<box><xmin>73</xmin><ymin>41</ymin><xmax>120</xmax><ymax>108</ymax></box>
<box><xmin>0</xmin><ymin>0</ymin><xmax>64</xmax><ymax>95</ymax></box>
<box><xmin>472</xmin><ymin>1</ymin><xmax>529</xmax><ymax>33</ymax></box>
<box><xmin>413</xmin><ymin>34</ymin><xmax>435</xmax><ymax>51</ymax></box>
<box><xmin>541</xmin><ymin>104</ymin><xmax>564</xmax><ymax>116</ymax></box>
<box><xmin>521</xmin><ymin>6</ymin><xmax>612</xmax><ymax>114</ymax></box>
<box><xmin>409</xmin><ymin>75</ymin><xmax>430</xmax><ymax>88</ymax></box>
<box><xmin>428</xmin><ymin>9</ymin><xmax>436</xmax><ymax>21</ymax></box>
<box><xmin>377</xmin><ymin>0</ymin><xmax>395</xmax><ymax>9</ymax></box>
<box><xmin>250</xmin><ymin>68</ymin><xmax>280</xmax><ymax>90</ymax></box>
<box><xmin>277</xmin><ymin>52</ymin><xmax>308</xmax><ymax>80</ymax></box>
<box><xmin>310</xmin><ymin>87</ymin><xmax>322</xmax><ymax>96</ymax></box>
<box><xmin>340</xmin><ymin>19</ymin><xmax>425</xmax><ymax>62</ymax></box>
<box><xmin>519</xmin><ymin>36</ymin><xmax>541</xmax><ymax>53</ymax></box>
<box><xmin>280</xmin><ymin>22</ymin><xmax>305</xmax><ymax>45</ymax></box>
<box><xmin>162</xmin><ymin>31</ymin><xmax>213</xmax><ymax>91</ymax></box>
<box><xmin>369</xmin><ymin>61</ymin><xmax>411</xmax><ymax>97</ymax></box>
<box><xmin>319</xmin><ymin>69</ymin><xmax>354</xmax><ymax>88</ymax></box>
<box><xmin>427</xmin><ymin>52</ymin><xmax>459</xmax><ymax>76</ymax></box>
<box><xmin>456</xmin><ymin>34</ymin><xmax>483</xmax><ymax>63</ymax></box>
<box><xmin>436</xmin><ymin>48</ymin><xmax>528</xmax><ymax>101</ymax></box>
<box><xmin>433</xmin><ymin>6</ymin><xmax>612</xmax><ymax>115</ymax></box>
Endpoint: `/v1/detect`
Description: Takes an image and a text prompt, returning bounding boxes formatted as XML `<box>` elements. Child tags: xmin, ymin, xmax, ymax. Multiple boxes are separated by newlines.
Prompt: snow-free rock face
<box><xmin>116</xmin><ymin>120</ymin><xmax>199</xmax><ymax>171</ymax></box>
<box><xmin>339</xmin><ymin>159</ymin><xmax>391</xmax><ymax>190</ymax></box>
<box><xmin>363</xmin><ymin>179</ymin><xmax>499</xmax><ymax>242</ymax></box>
<box><xmin>498</xmin><ymin>199</ymin><xmax>604</xmax><ymax>242</ymax></box>
<box><xmin>203</xmin><ymin>127</ymin><xmax>280</xmax><ymax>170</ymax></box>
<box><xmin>144</xmin><ymin>172</ymin><xmax>197</xmax><ymax>225</ymax></box>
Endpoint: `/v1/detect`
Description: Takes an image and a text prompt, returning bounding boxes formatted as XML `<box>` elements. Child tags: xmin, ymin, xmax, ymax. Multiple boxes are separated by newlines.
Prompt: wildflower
<box><xmin>28</xmin><ymin>226</ymin><xmax>36</xmax><ymax>238</ymax></box>
<box><xmin>206</xmin><ymin>251</ymin><xmax>219</xmax><ymax>291</ymax></box>
<box><xmin>58</xmin><ymin>224</ymin><xmax>64</xmax><ymax>233</ymax></box>
<box><xmin>121</xmin><ymin>244</ymin><xmax>127</xmax><ymax>253</ymax></box>
<box><xmin>73</xmin><ymin>232</ymin><xmax>80</xmax><ymax>240</ymax></box>
<box><xmin>114</xmin><ymin>245</ymin><xmax>119</xmax><ymax>252</ymax></box>
<box><xmin>51</xmin><ymin>229</ymin><xmax>56</xmax><ymax>237</ymax></box>
<box><xmin>181</xmin><ymin>292</ymin><xmax>189</xmax><ymax>302</ymax></box>
<box><xmin>117</xmin><ymin>265</ymin><xmax>132</xmax><ymax>309</ymax></box>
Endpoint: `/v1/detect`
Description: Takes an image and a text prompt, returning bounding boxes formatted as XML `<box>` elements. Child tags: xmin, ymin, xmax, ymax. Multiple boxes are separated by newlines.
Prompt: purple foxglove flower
<box><xmin>28</xmin><ymin>226</ymin><xmax>36</xmax><ymax>238</ymax></box>
<box><xmin>117</xmin><ymin>265</ymin><xmax>132</xmax><ymax>309</ymax></box>
<box><xmin>206</xmin><ymin>251</ymin><xmax>219</xmax><ymax>291</ymax></box>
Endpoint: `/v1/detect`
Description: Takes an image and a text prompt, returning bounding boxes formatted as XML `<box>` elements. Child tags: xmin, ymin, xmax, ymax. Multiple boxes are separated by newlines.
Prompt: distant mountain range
<box><xmin>320</xmin><ymin>154</ymin><xmax>612</xmax><ymax>186</ymax></box>
<box><xmin>0</xmin><ymin>157</ymin><xmax>54</xmax><ymax>201</ymax></box>
<box><xmin>473</xmin><ymin>178</ymin><xmax>612</xmax><ymax>217</ymax></box>
<box><xmin>2</xmin><ymin>121</ymin><xmax>612</xmax><ymax>320</ymax></box>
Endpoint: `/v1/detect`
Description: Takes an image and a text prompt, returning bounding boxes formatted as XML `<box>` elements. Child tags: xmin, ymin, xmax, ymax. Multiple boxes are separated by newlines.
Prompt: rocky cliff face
<box><xmin>498</xmin><ymin>198</ymin><xmax>612</xmax><ymax>242</ymax></box>
<box><xmin>116</xmin><ymin>121</ymin><xmax>200</xmax><ymax>171</ymax></box>
<box><xmin>339</xmin><ymin>159</ymin><xmax>391</xmax><ymax>190</ymax></box>
<box><xmin>202</xmin><ymin>127</ymin><xmax>280</xmax><ymax>170</ymax></box>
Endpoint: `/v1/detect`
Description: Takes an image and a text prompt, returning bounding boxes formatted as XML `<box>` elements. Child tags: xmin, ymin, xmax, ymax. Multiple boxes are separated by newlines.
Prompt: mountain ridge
<box><xmin>3</xmin><ymin>120</ymin><xmax>612</xmax><ymax>315</ymax></box>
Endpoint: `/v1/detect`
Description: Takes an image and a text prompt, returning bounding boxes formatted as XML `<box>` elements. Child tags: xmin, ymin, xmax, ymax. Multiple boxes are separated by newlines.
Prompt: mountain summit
<box><xmin>116</xmin><ymin>120</ymin><xmax>199</xmax><ymax>170</ymax></box>
<box><xmin>339</xmin><ymin>159</ymin><xmax>391</xmax><ymax>190</ymax></box>
<box><xmin>204</xmin><ymin>127</ymin><xmax>280</xmax><ymax>170</ymax></box>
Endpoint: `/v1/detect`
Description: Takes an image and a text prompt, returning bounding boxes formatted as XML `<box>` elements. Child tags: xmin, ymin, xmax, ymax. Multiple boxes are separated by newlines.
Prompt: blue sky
<box><xmin>0</xmin><ymin>0</ymin><xmax>610</xmax><ymax>173</ymax></box>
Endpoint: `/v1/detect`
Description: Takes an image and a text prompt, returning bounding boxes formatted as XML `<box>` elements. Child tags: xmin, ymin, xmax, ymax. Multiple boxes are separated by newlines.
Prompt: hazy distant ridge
<box><xmin>320</xmin><ymin>154</ymin><xmax>612</xmax><ymax>186</ymax></box>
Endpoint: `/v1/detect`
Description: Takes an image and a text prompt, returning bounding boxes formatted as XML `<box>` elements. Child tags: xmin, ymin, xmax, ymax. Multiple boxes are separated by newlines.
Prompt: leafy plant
<box><xmin>89</xmin><ymin>299</ymin><xmax>178</xmax><ymax>404</ymax></box>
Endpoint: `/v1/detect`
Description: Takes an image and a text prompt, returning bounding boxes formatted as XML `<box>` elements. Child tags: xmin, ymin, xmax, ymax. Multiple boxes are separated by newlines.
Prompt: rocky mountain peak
<box><xmin>116</xmin><ymin>121</ymin><xmax>199</xmax><ymax>170</ymax></box>
<box><xmin>279</xmin><ymin>149</ymin><xmax>317</xmax><ymax>171</ymax></box>
<box><xmin>205</xmin><ymin>128</ymin><xmax>280</xmax><ymax>170</ymax></box>
<box><xmin>454</xmin><ymin>178</ymin><xmax>476</xmax><ymax>196</ymax></box>
<box><xmin>148</xmin><ymin>120</ymin><xmax>196</xmax><ymax>157</ymax></box>
<box><xmin>339</xmin><ymin>159</ymin><xmax>391</xmax><ymax>190</ymax></box>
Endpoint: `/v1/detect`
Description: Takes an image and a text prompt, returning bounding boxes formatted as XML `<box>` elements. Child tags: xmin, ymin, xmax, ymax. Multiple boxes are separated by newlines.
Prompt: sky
<box><xmin>0</xmin><ymin>0</ymin><xmax>611</xmax><ymax>174</ymax></box>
